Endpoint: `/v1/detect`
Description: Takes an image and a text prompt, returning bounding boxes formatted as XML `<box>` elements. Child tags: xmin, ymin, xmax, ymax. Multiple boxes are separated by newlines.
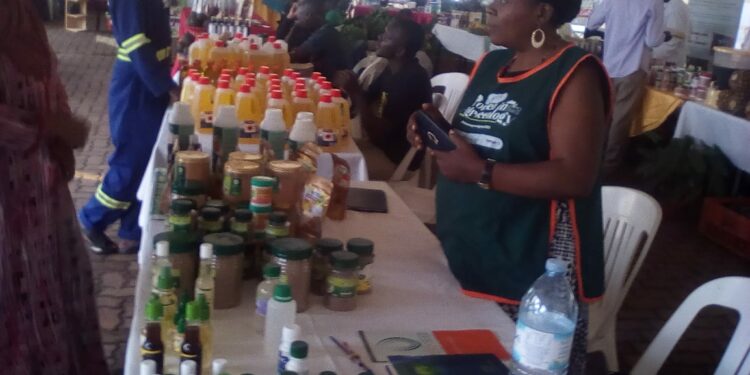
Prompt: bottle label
<box><xmin>169</xmin><ymin>214</ymin><xmax>192</xmax><ymax>231</ymax></box>
<box><xmin>255</xmin><ymin>297</ymin><xmax>269</xmax><ymax>316</ymax></box>
<box><xmin>357</xmin><ymin>264</ymin><xmax>372</xmax><ymax>293</ymax></box>
<box><xmin>174</xmin><ymin>165</ymin><xmax>186</xmax><ymax>189</ymax></box>
<box><xmin>278</xmin><ymin>351</ymin><xmax>291</xmax><ymax>374</ymax></box>
<box><xmin>200</xmin><ymin>111</ymin><xmax>214</xmax><ymax>129</ymax></box>
<box><xmin>223</xmin><ymin>174</ymin><xmax>242</xmax><ymax>196</ymax></box>
<box><xmin>327</xmin><ymin>275</ymin><xmax>357</xmax><ymax>298</ymax></box>
<box><xmin>240</xmin><ymin>120</ymin><xmax>259</xmax><ymax>139</ymax></box>
<box><xmin>512</xmin><ymin>320</ymin><xmax>573</xmax><ymax>372</ymax></box>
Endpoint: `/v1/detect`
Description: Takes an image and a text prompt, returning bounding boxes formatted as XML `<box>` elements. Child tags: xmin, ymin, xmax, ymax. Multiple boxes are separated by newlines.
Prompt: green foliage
<box><xmin>637</xmin><ymin>136</ymin><xmax>731</xmax><ymax>205</ymax></box>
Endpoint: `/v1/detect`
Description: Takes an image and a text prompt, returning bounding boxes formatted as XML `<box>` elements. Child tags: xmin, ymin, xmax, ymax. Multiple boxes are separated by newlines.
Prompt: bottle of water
<box><xmin>511</xmin><ymin>259</ymin><xmax>578</xmax><ymax>375</ymax></box>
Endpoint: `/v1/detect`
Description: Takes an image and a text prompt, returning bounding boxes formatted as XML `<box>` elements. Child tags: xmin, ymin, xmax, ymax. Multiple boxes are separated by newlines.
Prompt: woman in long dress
<box><xmin>0</xmin><ymin>1</ymin><xmax>110</xmax><ymax>374</ymax></box>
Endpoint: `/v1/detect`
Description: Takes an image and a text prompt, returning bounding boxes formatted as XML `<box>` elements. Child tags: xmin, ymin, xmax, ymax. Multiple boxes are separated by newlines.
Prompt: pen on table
<box><xmin>329</xmin><ymin>335</ymin><xmax>374</xmax><ymax>374</ymax></box>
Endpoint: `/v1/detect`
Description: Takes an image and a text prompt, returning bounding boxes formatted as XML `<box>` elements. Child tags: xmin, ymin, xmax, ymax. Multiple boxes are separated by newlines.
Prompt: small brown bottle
<box><xmin>180</xmin><ymin>301</ymin><xmax>203</xmax><ymax>374</ymax></box>
<box><xmin>141</xmin><ymin>294</ymin><xmax>165</xmax><ymax>374</ymax></box>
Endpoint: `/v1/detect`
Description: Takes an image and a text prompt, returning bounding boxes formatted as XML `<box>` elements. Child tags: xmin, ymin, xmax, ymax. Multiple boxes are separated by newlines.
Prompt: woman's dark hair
<box><xmin>389</xmin><ymin>18</ymin><xmax>425</xmax><ymax>58</ymax></box>
<box><xmin>540</xmin><ymin>0</ymin><xmax>581</xmax><ymax>27</ymax></box>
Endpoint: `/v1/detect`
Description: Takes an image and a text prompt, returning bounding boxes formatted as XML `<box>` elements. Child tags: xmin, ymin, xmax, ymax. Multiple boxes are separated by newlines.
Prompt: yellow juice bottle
<box><xmin>236</xmin><ymin>82</ymin><xmax>262</xmax><ymax>144</ymax></box>
<box><xmin>316</xmin><ymin>94</ymin><xmax>340</xmax><ymax>151</ymax></box>
<box><xmin>180</xmin><ymin>71</ymin><xmax>200</xmax><ymax>103</ymax></box>
<box><xmin>331</xmin><ymin>89</ymin><xmax>351</xmax><ymax>145</ymax></box>
<box><xmin>257</xmin><ymin>66</ymin><xmax>271</xmax><ymax>95</ymax></box>
<box><xmin>192</xmin><ymin>76</ymin><xmax>216</xmax><ymax>134</ymax></box>
<box><xmin>291</xmin><ymin>89</ymin><xmax>317</xmax><ymax>121</ymax></box>
<box><xmin>213</xmin><ymin>80</ymin><xmax>235</xmax><ymax>114</ymax></box>
<box><xmin>233</xmin><ymin>67</ymin><xmax>249</xmax><ymax>91</ymax></box>
<box><xmin>271</xmin><ymin>42</ymin><xmax>288</xmax><ymax>75</ymax></box>
<box><xmin>267</xmin><ymin>90</ymin><xmax>294</xmax><ymax>129</ymax></box>
<box><xmin>208</xmin><ymin>40</ymin><xmax>229</xmax><ymax>81</ymax></box>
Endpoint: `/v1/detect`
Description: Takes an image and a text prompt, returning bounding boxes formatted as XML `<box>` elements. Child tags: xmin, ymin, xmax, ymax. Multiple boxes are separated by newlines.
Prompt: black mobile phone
<box><xmin>415</xmin><ymin>110</ymin><xmax>456</xmax><ymax>151</ymax></box>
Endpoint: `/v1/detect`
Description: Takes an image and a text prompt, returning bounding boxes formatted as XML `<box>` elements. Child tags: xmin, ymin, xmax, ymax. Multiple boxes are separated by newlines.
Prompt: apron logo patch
<box><xmin>459</xmin><ymin>93</ymin><xmax>523</xmax><ymax>127</ymax></box>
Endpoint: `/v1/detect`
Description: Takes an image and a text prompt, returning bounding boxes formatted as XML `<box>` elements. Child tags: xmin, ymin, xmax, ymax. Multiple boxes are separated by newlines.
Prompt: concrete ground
<box><xmin>46</xmin><ymin>24</ymin><xmax>750</xmax><ymax>374</ymax></box>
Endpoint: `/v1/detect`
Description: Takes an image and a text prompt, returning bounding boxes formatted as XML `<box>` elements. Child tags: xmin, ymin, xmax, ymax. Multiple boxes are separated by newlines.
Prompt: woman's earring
<box><xmin>531</xmin><ymin>28</ymin><xmax>545</xmax><ymax>49</ymax></box>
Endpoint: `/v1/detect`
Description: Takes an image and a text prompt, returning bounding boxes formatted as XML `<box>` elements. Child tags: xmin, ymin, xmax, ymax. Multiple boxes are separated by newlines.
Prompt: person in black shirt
<box><xmin>337</xmin><ymin>18</ymin><xmax>433</xmax><ymax>180</ymax></box>
<box><xmin>289</xmin><ymin>0</ymin><xmax>347</xmax><ymax>79</ymax></box>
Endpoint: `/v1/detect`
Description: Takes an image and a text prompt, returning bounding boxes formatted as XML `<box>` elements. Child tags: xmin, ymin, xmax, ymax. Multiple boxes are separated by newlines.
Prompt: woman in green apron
<box><xmin>409</xmin><ymin>0</ymin><xmax>611</xmax><ymax>372</ymax></box>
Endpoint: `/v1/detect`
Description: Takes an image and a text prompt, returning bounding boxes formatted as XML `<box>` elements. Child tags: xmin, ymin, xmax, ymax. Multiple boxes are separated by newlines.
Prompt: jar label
<box><xmin>240</xmin><ymin>120</ymin><xmax>259</xmax><ymax>139</ymax></box>
<box><xmin>265</xmin><ymin>225</ymin><xmax>289</xmax><ymax>238</ymax></box>
<box><xmin>357</xmin><ymin>264</ymin><xmax>372</xmax><ymax>293</ymax></box>
<box><xmin>255</xmin><ymin>297</ymin><xmax>269</xmax><ymax>316</ymax></box>
<box><xmin>223</xmin><ymin>175</ymin><xmax>242</xmax><ymax>196</ymax></box>
<box><xmin>251</xmin><ymin>185</ymin><xmax>273</xmax><ymax>206</ymax></box>
<box><xmin>512</xmin><ymin>320</ymin><xmax>574</xmax><ymax>372</ymax></box>
<box><xmin>327</xmin><ymin>275</ymin><xmax>357</xmax><ymax>298</ymax></box>
<box><xmin>231</xmin><ymin>221</ymin><xmax>249</xmax><ymax>234</ymax></box>
<box><xmin>169</xmin><ymin>215</ymin><xmax>191</xmax><ymax>227</ymax></box>
<box><xmin>175</xmin><ymin>165</ymin><xmax>186</xmax><ymax>189</ymax></box>
<box><xmin>200</xmin><ymin>111</ymin><xmax>214</xmax><ymax>129</ymax></box>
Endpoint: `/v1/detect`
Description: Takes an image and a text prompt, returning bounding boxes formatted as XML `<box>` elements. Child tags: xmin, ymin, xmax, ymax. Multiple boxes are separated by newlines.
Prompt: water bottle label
<box><xmin>256</xmin><ymin>297</ymin><xmax>269</xmax><ymax>316</ymax></box>
<box><xmin>278</xmin><ymin>351</ymin><xmax>290</xmax><ymax>373</ymax></box>
<box><xmin>512</xmin><ymin>321</ymin><xmax>573</xmax><ymax>372</ymax></box>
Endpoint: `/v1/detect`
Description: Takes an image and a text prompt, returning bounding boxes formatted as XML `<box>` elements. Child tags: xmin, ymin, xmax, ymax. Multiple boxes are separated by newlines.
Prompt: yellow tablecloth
<box><xmin>630</xmin><ymin>87</ymin><xmax>684</xmax><ymax>137</ymax></box>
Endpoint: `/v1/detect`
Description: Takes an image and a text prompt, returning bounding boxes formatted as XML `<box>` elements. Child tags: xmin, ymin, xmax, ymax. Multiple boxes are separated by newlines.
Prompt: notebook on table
<box><xmin>346</xmin><ymin>187</ymin><xmax>388</xmax><ymax>213</ymax></box>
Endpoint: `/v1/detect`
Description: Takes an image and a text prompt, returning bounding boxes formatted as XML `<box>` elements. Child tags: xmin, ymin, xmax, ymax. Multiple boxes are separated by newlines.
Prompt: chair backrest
<box><xmin>632</xmin><ymin>277</ymin><xmax>750</xmax><ymax>375</ymax></box>
<box><xmin>589</xmin><ymin>186</ymin><xmax>662</xmax><ymax>336</ymax></box>
<box><xmin>390</xmin><ymin>73</ymin><xmax>469</xmax><ymax>182</ymax></box>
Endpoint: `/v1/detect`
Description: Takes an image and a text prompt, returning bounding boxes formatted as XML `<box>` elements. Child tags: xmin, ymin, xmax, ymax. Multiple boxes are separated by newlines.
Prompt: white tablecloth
<box><xmin>126</xmin><ymin>112</ymin><xmax>515</xmax><ymax>375</ymax></box>
<box><xmin>673</xmin><ymin>101</ymin><xmax>750</xmax><ymax>173</ymax></box>
<box><xmin>432</xmin><ymin>24</ymin><xmax>503</xmax><ymax>61</ymax></box>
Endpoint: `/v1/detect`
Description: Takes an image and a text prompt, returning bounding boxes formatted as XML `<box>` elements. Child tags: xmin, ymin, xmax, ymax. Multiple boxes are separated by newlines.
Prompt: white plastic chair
<box><xmin>389</xmin><ymin>73</ymin><xmax>469</xmax><ymax>224</ymax></box>
<box><xmin>588</xmin><ymin>186</ymin><xmax>663</xmax><ymax>372</ymax></box>
<box><xmin>631</xmin><ymin>277</ymin><xmax>750</xmax><ymax>375</ymax></box>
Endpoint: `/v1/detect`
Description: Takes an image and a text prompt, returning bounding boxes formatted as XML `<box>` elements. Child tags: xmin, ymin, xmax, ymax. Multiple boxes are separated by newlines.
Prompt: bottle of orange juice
<box><xmin>291</xmin><ymin>89</ymin><xmax>316</xmax><ymax>121</ymax></box>
<box><xmin>271</xmin><ymin>42</ymin><xmax>289</xmax><ymax>75</ymax></box>
<box><xmin>267</xmin><ymin>90</ymin><xmax>293</xmax><ymax>129</ymax></box>
<box><xmin>249</xmin><ymin>76</ymin><xmax>266</xmax><ymax>114</ymax></box>
<box><xmin>213</xmin><ymin>80</ymin><xmax>235</xmax><ymax>114</ymax></box>
<box><xmin>330</xmin><ymin>89</ymin><xmax>351</xmax><ymax>143</ymax></box>
<box><xmin>256</xmin><ymin>66</ymin><xmax>271</xmax><ymax>94</ymax></box>
<box><xmin>235</xmin><ymin>84</ymin><xmax>262</xmax><ymax>144</ymax></box>
<box><xmin>316</xmin><ymin>94</ymin><xmax>339</xmax><ymax>151</ymax></box>
<box><xmin>233</xmin><ymin>67</ymin><xmax>249</xmax><ymax>91</ymax></box>
<box><xmin>309</xmin><ymin>72</ymin><xmax>322</xmax><ymax>92</ymax></box>
<box><xmin>192</xmin><ymin>76</ymin><xmax>216</xmax><ymax>135</ymax></box>
<box><xmin>208</xmin><ymin>41</ymin><xmax>230</xmax><ymax>80</ymax></box>
<box><xmin>311</xmin><ymin>76</ymin><xmax>326</xmax><ymax>103</ymax></box>
<box><xmin>318</xmin><ymin>81</ymin><xmax>332</xmax><ymax>100</ymax></box>
<box><xmin>180</xmin><ymin>71</ymin><xmax>200</xmax><ymax>103</ymax></box>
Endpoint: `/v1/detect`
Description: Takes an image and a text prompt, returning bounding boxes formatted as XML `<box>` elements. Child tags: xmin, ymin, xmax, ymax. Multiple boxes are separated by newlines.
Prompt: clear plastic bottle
<box><xmin>260</xmin><ymin>108</ymin><xmax>288</xmax><ymax>160</ymax></box>
<box><xmin>256</xmin><ymin>65</ymin><xmax>271</xmax><ymax>94</ymax></box>
<box><xmin>152</xmin><ymin>240</ymin><xmax>172</xmax><ymax>287</ymax></box>
<box><xmin>255</xmin><ymin>263</ymin><xmax>281</xmax><ymax>335</ymax></box>
<box><xmin>330</xmin><ymin>89</ymin><xmax>350</xmax><ymax>141</ymax></box>
<box><xmin>181</xmin><ymin>71</ymin><xmax>200</xmax><ymax>103</ymax></box>
<box><xmin>181</xmin><ymin>302</ymin><xmax>203</xmax><ymax>373</ymax></box>
<box><xmin>197</xmin><ymin>294</ymin><xmax>213</xmax><ymax>375</ymax></box>
<box><xmin>233</xmin><ymin>67</ymin><xmax>249</xmax><ymax>91</ymax></box>
<box><xmin>141</xmin><ymin>295</ymin><xmax>165</xmax><ymax>375</ymax></box>
<box><xmin>195</xmin><ymin>243</ymin><xmax>215</xmax><ymax>310</ymax></box>
<box><xmin>278</xmin><ymin>323</ymin><xmax>301</xmax><ymax>373</ymax></box>
<box><xmin>285</xmin><ymin>340</ymin><xmax>310</xmax><ymax>375</ymax></box>
<box><xmin>511</xmin><ymin>259</ymin><xmax>578</xmax><ymax>375</ymax></box>
<box><xmin>264</xmin><ymin>283</ymin><xmax>297</xmax><ymax>354</ymax></box>
<box><xmin>140</xmin><ymin>359</ymin><xmax>157</xmax><ymax>375</ymax></box>
<box><xmin>155</xmin><ymin>266</ymin><xmax>177</xmax><ymax>352</ymax></box>
<box><xmin>288</xmin><ymin>112</ymin><xmax>317</xmax><ymax>158</ymax></box>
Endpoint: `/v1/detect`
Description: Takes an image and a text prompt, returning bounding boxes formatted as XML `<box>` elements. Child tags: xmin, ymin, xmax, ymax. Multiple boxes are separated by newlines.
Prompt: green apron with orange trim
<box><xmin>435</xmin><ymin>45</ymin><xmax>605</xmax><ymax>304</ymax></box>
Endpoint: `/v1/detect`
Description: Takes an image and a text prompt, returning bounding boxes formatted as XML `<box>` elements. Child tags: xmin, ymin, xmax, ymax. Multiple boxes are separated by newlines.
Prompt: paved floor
<box><xmin>46</xmin><ymin>24</ymin><xmax>750</xmax><ymax>375</ymax></box>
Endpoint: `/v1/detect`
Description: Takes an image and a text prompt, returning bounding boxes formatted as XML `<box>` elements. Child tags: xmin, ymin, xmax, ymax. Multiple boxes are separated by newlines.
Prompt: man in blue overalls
<box><xmin>79</xmin><ymin>0</ymin><xmax>177</xmax><ymax>254</ymax></box>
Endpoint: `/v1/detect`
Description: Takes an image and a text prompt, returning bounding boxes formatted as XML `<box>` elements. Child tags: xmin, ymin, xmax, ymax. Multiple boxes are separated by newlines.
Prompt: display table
<box><xmin>125</xmin><ymin>110</ymin><xmax>515</xmax><ymax>375</ymax></box>
<box><xmin>632</xmin><ymin>87</ymin><xmax>685</xmax><ymax>137</ymax></box>
<box><xmin>674</xmin><ymin>101</ymin><xmax>750</xmax><ymax>173</ymax></box>
<box><xmin>431</xmin><ymin>24</ymin><xmax>502</xmax><ymax>61</ymax></box>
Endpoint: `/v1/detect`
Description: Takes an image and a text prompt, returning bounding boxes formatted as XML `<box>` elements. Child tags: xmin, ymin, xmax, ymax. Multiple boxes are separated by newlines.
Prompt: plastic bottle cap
<box><xmin>260</xmin><ymin>66</ymin><xmax>271</xmax><ymax>74</ymax></box>
<box><xmin>269</xmin><ymin>211</ymin><xmax>288</xmax><ymax>225</ymax></box>
<box><xmin>295</xmin><ymin>112</ymin><xmax>314</xmax><ymax>122</ymax></box>
<box><xmin>240</xmin><ymin>84</ymin><xmax>251</xmax><ymax>93</ymax></box>
<box><xmin>319</xmin><ymin>94</ymin><xmax>332</xmax><ymax>103</ymax></box>
<box><xmin>331</xmin><ymin>89</ymin><xmax>342</xmax><ymax>98</ymax></box>
<box><xmin>295</xmin><ymin>83</ymin><xmax>306</xmax><ymax>91</ymax></box>
<box><xmin>315</xmin><ymin>238</ymin><xmax>344</xmax><ymax>254</ymax></box>
<box><xmin>247</xmin><ymin>78</ymin><xmax>257</xmax><ymax>87</ymax></box>
<box><xmin>330</xmin><ymin>251</ymin><xmax>359</xmax><ymax>269</ymax></box>
<box><xmin>199</xmin><ymin>77</ymin><xmax>211</xmax><ymax>85</ymax></box>
<box><xmin>316</xmin><ymin>76</ymin><xmax>327</xmax><ymax>84</ymax></box>
<box><xmin>238</xmin><ymin>67</ymin><xmax>249</xmax><ymax>75</ymax></box>
<box><xmin>145</xmin><ymin>294</ymin><xmax>163</xmax><ymax>321</ymax></box>
<box><xmin>290</xmin><ymin>340</ymin><xmax>309</xmax><ymax>359</ymax></box>
<box><xmin>155</xmin><ymin>240</ymin><xmax>169</xmax><ymax>257</ymax></box>
<box><xmin>295</xmin><ymin>89</ymin><xmax>308</xmax><ymax>99</ymax></box>
<box><xmin>270</xmin><ymin>78</ymin><xmax>282</xmax><ymax>86</ymax></box>
<box><xmin>347</xmin><ymin>238</ymin><xmax>374</xmax><ymax>255</ymax></box>
<box><xmin>217</xmin><ymin>80</ymin><xmax>230</xmax><ymax>89</ymax></box>
<box><xmin>212</xmin><ymin>358</ymin><xmax>228</xmax><ymax>375</ymax></box>
<box><xmin>284</xmin><ymin>68</ymin><xmax>294</xmax><ymax>77</ymax></box>
<box><xmin>220</xmin><ymin>73</ymin><xmax>232</xmax><ymax>81</ymax></box>
<box><xmin>269</xmin><ymin>73</ymin><xmax>279</xmax><ymax>80</ymax></box>
<box><xmin>292</xmin><ymin>72</ymin><xmax>301</xmax><ymax>79</ymax></box>
<box><xmin>199</xmin><ymin>243</ymin><xmax>213</xmax><ymax>259</ymax></box>
<box><xmin>268</xmin><ymin>36</ymin><xmax>277</xmax><ymax>42</ymax></box>
<box><xmin>234</xmin><ymin>208</ymin><xmax>253</xmax><ymax>222</ymax></box>
<box><xmin>180</xmin><ymin>360</ymin><xmax>197</xmax><ymax>375</ymax></box>
<box><xmin>273</xmin><ymin>41</ymin><xmax>282</xmax><ymax>49</ymax></box>
<box><xmin>271</xmin><ymin>90</ymin><xmax>283</xmax><ymax>99</ymax></box>
<box><xmin>250</xmin><ymin>43</ymin><xmax>259</xmax><ymax>50</ymax></box>
<box><xmin>235</xmin><ymin>32</ymin><xmax>244</xmax><ymax>39</ymax></box>
<box><xmin>281</xmin><ymin>323</ymin><xmax>302</xmax><ymax>344</ymax></box>
<box><xmin>545</xmin><ymin>258</ymin><xmax>567</xmax><ymax>273</ymax></box>
<box><xmin>311</xmin><ymin>72</ymin><xmax>321</xmax><ymax>80</ymax></box>
<box><xmin>296</xmin><ymin>77</ymin><xmax>306</xmax><ymax>84</ymax></box>
<box><xmin>186</xmin><ymin>301</ymin><xmax>200</xmax><ymax>321</ymax></box>
<box><xmin>140</xmin><ymin>360</ymin><xmax>157</xmax><ymax>375</ymax></box>
<box><xmin>201</xmin><ymin>207</ymin><xmax>222</xmax><ymax>221</ymax></box>
<box><xmin>270</xmin><ymin>238</ymin><xmax>313</xmax><ymax>260</ymax></box>
<box><xmin>273</xmin><ymin>283</ymin><xmax>293</xmax><ymax>302</ymax></box>
<box><xmin>263</xmin><ymin>263</ymin><xmax>281</xmax><ymax>278</ymax></box>
<box><xmin>157</xmin><ymin>266</ymin><xmax>174</xmax><ymax>290</ymax></box>
<box><xmin>200</xmin><ymin>33</ymin><xmax>209</xmax><ymax>39</ymax></box>
<box><xmin>190</xmin><ymin>72</ymin><xmax>201</xmax><ymax>81</ymax></box>
<box><xmin>321</xmin><ymin>81</ymin><xmax>332</xmax><ymax>90</ymax></box>
<box><xmin>216</xmin><ymin>40</ymin><xmax>226</xmax><ymax>47</ymax></box>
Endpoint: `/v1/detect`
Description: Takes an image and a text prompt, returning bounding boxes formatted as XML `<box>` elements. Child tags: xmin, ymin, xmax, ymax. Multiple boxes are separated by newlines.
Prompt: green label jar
<box><xmin>324</xmin><ymin>251</ymin><xmax>359</xmax><ymax>312</ymax></box>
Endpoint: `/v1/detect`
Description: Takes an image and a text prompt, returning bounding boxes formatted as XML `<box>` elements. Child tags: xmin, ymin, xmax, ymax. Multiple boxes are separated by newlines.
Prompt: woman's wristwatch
<box><xmin>478</xmin><ymin>159</ymin><xmax>496</xmax><ymax>190</ymax></box>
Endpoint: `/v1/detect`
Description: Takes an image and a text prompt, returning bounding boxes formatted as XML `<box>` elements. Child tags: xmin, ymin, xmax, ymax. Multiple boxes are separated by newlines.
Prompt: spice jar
<box><xmin>199</xmin><ymin>207</ymin><xmax>224</xmax><ymax>235</ymax></box>
<box><xmin>312</xmin><ymin>238</ymin><xmax>343</xmax><ymax>296</ymax></box>
<box><xmin>169</xmin><ymin>199</ymin><xmax>195</xmax><ymax>232</ymax></box>
<box><xmin>223</xmin><ymin>160</ymin><xmax>261</xmax><ymax>208</ymax></box>
<box><xmin>153</xmin><ymin>231</ymin><xmax>200</xmax><ymax>298</ymax></box>
<box><xmin>347</xmin><ymin>238</ymin><xmax>374</xmax><ymax>294</ymax></box>
<box><xmin>175</xmin><ymin>151</ymin><xmax>210</xmax><ymax>190</ymax></box>
<box><xmin>265</xmin><ymin>211</ymin><xmax>291</xmax><ymax>240</ymax></box>
<box><xmin>269</xmin><ymin>238</ymin><xmax>313</xmax><ymax>312</ymax></box>
<box><xmin>267</xmin><ymin>160</ymin><xmax>305</xmax><ymax>211</ymax></box>
<box><xmin>230</xmin><ymin>209</ymin><xmax>255</xmax><ymax>279</ymax></box>
<box><xmin>324</xmin><ymin>251</ymin><xmax>359</xmax><ymax>312</ymax></box>
<box><xmin>204</xmin><ymin>233</ymin><xmax>245</xmax><ymax>309</ymax></box>
<box><xmin>205</xmin><ymin>199</ymin><xmax>229</xmax><ymax>219</ymax></box>
<box><xmin>171</xmin><ymin>180</ymin><xmax>207</xmax><ymax>209</ymax></box>
<box><xmin>251</xmin><ymin>176</ymin><xmax>275</xmax><ymax>208</ymax></box>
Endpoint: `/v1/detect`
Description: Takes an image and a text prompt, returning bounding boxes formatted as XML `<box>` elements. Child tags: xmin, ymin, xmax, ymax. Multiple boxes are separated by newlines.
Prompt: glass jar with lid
<box><xmin>230</xmin><ymin>209</ymin><xmax>254</xmax><ymax>279</ymax></box>
<box><xmin>265</xmin><ymin>211</ymin><xmax>291</xmax><ymax>240</ymax></box>
<box><xmin>223</xmin><ymin>160</ymin><xmax>261</xmax><ymax>208</ymax></box>
<box><xmin>199</xmin><ymin>207</ymin><xmax>224</xmax><ymax>235</ymax></box>
<box><xmin>251</xmin><ymin>176</ymin><xmax>276</xmax><ymax>208</ymax></box>
<box><xmin>169</xmin><ymin>199</ymin><xmax>196</xmax><ymax>232</ymax></box>
<box><xmin>325</xmin><ymin>251</ymin><xmax>359</xmax><ymax>312</ymax></box>
<box><xmin>269</xmin><ymin>238</ymin><xmax>313</xmax><ymax>312</ymax></box>
<box><xmin>229</xmin><ymin>151</ymin><xmax>265</xmax><ymax>173</ymax></box>
<box><xmin>175</xmin><ymin>150</ymin><xmax>210</xmax><ymax>190</ymax></box>
<box><xmin>267</xmin><ymin>160</ymin><xmax>306</xmax><ymax>211</ymax></box>
<box><xmin>171</xmin><ymin>180</ymin><xmax>207</xmax><ymax>209</ymax></box>
<box><xmin>204</xmin><ymin>233</ymin><xmax>245</xmax><ymax>309</ymax></box>
<box><xmin>311</xmin><ymin>238</ymin><xmax>343</xmax><ymax>296</ymax></box>
<box><xmin>205</xmin><ymin>199</ymin><xmax>229</xmax><ymax>220</ymax></box>
<box><xmin>347</xmin><ymin>238</ymin><xmax>375</xmax><ymax>294</ymax></box>
<box><xmin>153</xmin><ymin>231</ymin><xmax>199</xmax><ymax>298</ymax></box>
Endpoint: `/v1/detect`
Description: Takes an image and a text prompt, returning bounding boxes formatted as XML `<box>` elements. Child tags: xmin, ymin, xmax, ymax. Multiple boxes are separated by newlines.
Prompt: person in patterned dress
<box><xmin>408</xmin><ymin>0</ymin><xmax>612</xmax><ymax>372</ymax></box>
<box><xmin>0</xmin><ymin>1</ymin><xmax>109</xmax><ymax>374</ymax></box>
